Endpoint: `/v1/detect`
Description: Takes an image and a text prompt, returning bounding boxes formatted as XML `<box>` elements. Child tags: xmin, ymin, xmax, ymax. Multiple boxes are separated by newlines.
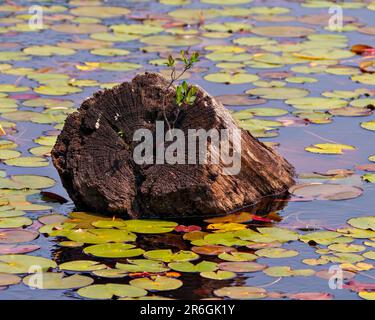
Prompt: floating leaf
<box><xmin>200</xmin><ymin>270</ymin><xmax>236</xmax><ymax>280</ymax></box>
<box><xmin>361</xmin><ymin>121</ymin><xmax>375</xmax><ymax>132</ymax></box>
<box><xmin>62</xmin><ymin>229</ymin><xmax>136</xmax><ymax>244</ymax></box>
<box><xmin>328</xmin><ymin>243</ymin><xmax>365</xmax><ymax>253</ymax></box>
<box><xmin>84</xmin><ymin>243</ymin><xmax>144</xmax><ymax>258</ymax></box>
<box><xmin>204</xmin><ymin>73</ymin><xmax>259</xmax><ymax>84</ymax></box>
<box><xmin>251</xmin><ymin>26</ymin><xmax>314</xmax><ymax>37</ymax></box>
<box><xmin>0</xmin><ymin>244</ymin><xmax>39</xmax><ymax>254</ymax></box>
<box><xmin>121</xmin><ymin>220</ymin><xmax>177</xmax><ymax>234</ymax></box>
<box><xmin>218</xmin><ymin>252</ymin><xmax>258</xmax><ymax>262</ymax></box>
<box><xmin>23</xmin><ymin>272</ymin><xmax>93</xmax><ymax>289</ymax></box>
<box><xmin>0</xmin><ymin>230</ymin><xmax>38</xmax><ymax>244</ymax></box>
<box><xmin>116</xmin><ymin>259</ymin><xmax>169</xmax><ymax>273</ymax></box>
<box><xmin>143</xmin><ymin>249</ymin><xmax>199</xmax><ymax>262</ymax></box>
<box><xmin>59</xmin><ymin>260</ymin><xmax>106</xmax><ymax>272</ymax></box>
<box><xmin>77</xmin><ymin>284</ymin><xmax>147</xmax><ymax>300</ymax></box>
<box><xmin>290</xmin><ymin>183</ymin><xmax>363</xmax><ymax>201</ymax></box>
<box><xmin>218</xmin><ymin>261</ymin><xmax>266</xmax><ymax>272</ymax></box>
<box><xmin>363</xmin><ymin>174</ymin><xmax>375</xmax><ymax>183</ymax></box>
<box><xmin>348</xmin><ymin>216</ymin><xmax>375</xmax><ymax>231</ymax></box>
<box><xmin>0</xmin><ymin>217</ymin><xmax>32</xmax><ymax>228</ymax></box>
<box><xmin>130</xmin><ymin>276</ymin><xmax>182</xmax><ymax>291</ymax></box>
<box><xmin>287</xmin><ymin>292</ymin><xmax>333</xmax><ymax>300</ymax></box>
<box><xmin>214</xmin><ymin>286</ymin><xmax>267</xmax><ymax>299</ymax></box>
<box><xmin>168</xmin><ymin>261</ymin><xmax>218</xmax><ymax>273</ymax></box>
<box><xmin>0</xmin><ymin>273</ymin><xmax>21</xmax><ymax>286</ymax></box>
<box><xmin>192</xmin><ymin>245</ymin><xmax>236</xmax><ymax>255</ymax></box>
<box><xmin>92</xmin><ymin>269</ymin><xmax>128</xmax><ymax>278</ymax></box>
<box><xmin>0</xmin><ymin>255</ymin><xmax>56</xmax><ymax>274</ymax></box>
<box><xmin>255</xmin><ymin>248</ymin><xmax>299</xmax><ymax>258</ymax></box>
<box><xmin>359</xmin><ymin>292</ymin><xmax>375</xmax><ymax>300</ymax></box>
<box><xmin>246</xmin><ymin>87</ymin><xmax>309</xmax><ymax>100</ymax></box>
<box><xmin>264</xmin><ymin>266</ymin><xmax>315</xmax><ymax>277</ymax></box>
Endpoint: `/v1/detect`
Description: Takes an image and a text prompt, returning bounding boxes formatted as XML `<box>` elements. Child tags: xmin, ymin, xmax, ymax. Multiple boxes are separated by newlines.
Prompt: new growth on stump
<box><xmin>52</xmin><ymin>53</ymin><xmax>295</xmax><ymax>219</ymax></box>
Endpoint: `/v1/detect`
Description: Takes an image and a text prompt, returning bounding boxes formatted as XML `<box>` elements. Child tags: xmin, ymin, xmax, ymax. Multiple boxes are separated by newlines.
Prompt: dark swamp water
<box><xmin>0</xmin><ymin>0</ymin><xmax>374</xmax><ymax>300</ymax></box>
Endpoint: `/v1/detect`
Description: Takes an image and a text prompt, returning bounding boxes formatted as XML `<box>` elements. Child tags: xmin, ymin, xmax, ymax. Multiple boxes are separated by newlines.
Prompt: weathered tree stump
<box><xmin>52</xmin><ymin>72</ymin><xmax>295</xmax><ymax>219</ymax></box>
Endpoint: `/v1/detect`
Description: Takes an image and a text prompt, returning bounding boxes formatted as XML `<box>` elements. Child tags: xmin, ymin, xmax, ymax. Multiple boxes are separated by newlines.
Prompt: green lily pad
<box><xmin>0</xmin><ymin>255</ymin><xmax>56</xmax><ymax>274</ymax></box>
<box><xmin>23</xmin><ymin>45</ymin><xmax>76</xmax><ymax>56</ymax></box>
<box><xmin>204</xmin><ymin>72</ymin><xmax>259</xmax><ymax>84</ymax></box>
<box><xmin>255</xmin><ymin>248</ymin><xmax>299</xmax><ymax>258</ymax></box>
<box><xmin>84</xmin><ymin>243</ymin><xmax>145</xmax><ymax>258</ymax></box>
<box><xmin>143</xmin><ymin>249</ymin><xmax>199</xmax><ymax>262</ymax></box>
<box><xmin>218</xmin><ymin>252</ymin><xmax>258</xmax><ymax>262</ymax></box>
<box><xmin>348</xmin><ymin>216</ymin><xmax>375</xmax><ymax>231</ymax></box>
<box><xmin>286</xmin><ymin>97</ymin><xmax>347</xmax><ymax>110</ymax></box>
<box><xmin>59</xmin><ymin>260</ymin><xmax>107</xmax><ymax>272</ymax></box>
<box><xmin>4</xmin><ymin>157</ymin><xmax>49</xmax><ymax>167</ymax></box>
<box><xmin>363</xmin><ymin>174</ymin><xmax>375</xmax><ymax>183</ymax></box>
<box><xmin>200</xmin><ymin>270</ymin><xmax>236</xmax><ymax>280</ymax></box>
<box><xmin>0</xmin><ymin>150</ymin><xmax>21</xmax><ymax>160</ymax></box>
<box><xmin>130</xmin><ymin>276</ymin><xmax>182</xmax><ymax>291</ymax></box>
<box><xmin>121</xmin><ymin>220</ymin><xmax>177</xmax><ymax>234</ymax></box>
<box><xmin>110</xmin><ymin>24</ymin><xmax>163</xmax><ymax>35</ymax></box>
<box><xmin>363</xmin><ymin>251</ymin><xmax>375</xmax><ymax>260</ymax></box>
<box><xmin>77</xmin><ymin>284</ymin><xmax>147</xmax><ymax>300</ymax></box>
<box><xmin>264</xmin><ymin>266</ymin><xmax>315</xmax><ymax>277</ymax></box>
<box><xmin>328</xmin><ymin>243</ymin><xmax>366</xmax><ymax>253</ymax></box>
<box><xmin>63</xmin><ymin>229</ymin><xmax>136</xmax><ymax>244</ymax></box>
<box><xmin>23</xmin><ymin>272</ymin><xmax>93</xmax><ymax>289</ymax></box>
<box><xmin>141</xmin><ymin>35</ymin><xmax>201</xmax><ymax>47</ymax></box>
<box><xmin>0</xmin><ymin>217</ymin><xmax>32</xmax><ymax>228</ymax></box>
<box><xmin>168</xmin><ymin>261</ymin><xmax>218</xmax><ymax>273</ymax></box>
<box><xmin>92</xmin><ymin>269</ymin><xmax>128</xmax><ymax>278</ymax></box>
<box><xmin>246</xmin><ymin>87</ymin><xmax>309</xmax><ymax>100</ymax></box>
<box><xmin>116</xmin><ymin>259</ymin><xmax>169</xmax><ymax>273</ymax></box>
<box><xmin>361</xmin><ymin>121</ymin><xmax>375</xmax><ymax>132</ymax></box>
<box><xmin>0</xmin><ymin>175</ymin><xmax>55</xmax><ymax>189</ymax></box>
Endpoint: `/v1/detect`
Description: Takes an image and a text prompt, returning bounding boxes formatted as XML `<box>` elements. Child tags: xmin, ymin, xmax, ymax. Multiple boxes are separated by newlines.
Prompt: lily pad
<box><xmin>218</xmin><ymin>261</ymin><xmax>266</xmax><ymax>272</ymax></box>
<box><xmin>62</xmin><ymin>229</ymin><xmax>136</xmax><ymax>244</ymax></box>
<box><xmin>130</xmin><ymin>276</ymin><xmax>182</xmax><ymax>291</ymax></box>
<box><xmin>0</xmin><ymin>255</ymin><xmax>56</xmax><ymax>274</ymax></box>
<box><xmin>116</xmin><ymin>259</ymin><xmax>169</xmax><ymax>273</ymax></box>
<box><xmin>168</xmin><ymin>261</ymin><xmax>218</xmax><ymax>273</ymax></box>
<box><xmin>200</xmin><ymin>270</ymin><xmax>236</xmax><ymax>280</ymax></box>
<box><xmin>84</xmin><ymin>243</ymin><xmax>144</xmax><ymax>258</ymax></box>
<box><xmin>246</xmin><ymin>87</ymin><xmax>309</xmax><ymax>100</ymax></box>
<box><xmin>23</xmin><ymin>272</ymin><xmax>93</xmax><ymax>289</ymax></box>
<box><xmin>255</xmin><ymin>248</ymin><xmax>299</xmax><ymax>258</ymax></box>
<box><xmin>143</xmin><ymin>249</ymin><xmax>199</xmax><ymax>262</ymax></box>
<box><xmin>121</xmin><ymin>220</ymin><xmax>177</xmax><ymax>234</ymax></box>
<box><xmin>264</xmin><ymin>266</ymin><xmax>315</xmax><ymax>277</ymax></box>
<box><xmin>289</xmin><ymin>183</ymin><xmax>363</xmax><ymax>201</ymax></box>
<box><xmin>59</xmin><ymin>260</ymin><xmax>107</xmax><ymax>272</ymax></box>
<box><xmin>0</xmin><ymin>230</ymin><xmax>38</xmax><ymax>244</ymax></box>
<box><xmin>214</xmin><ymin>286</ymin><xmax>267</xmax><ymax>299</ymax></box>
<box><xmin>348</xmin><ymin>216</ymin><xmax>375</xmax><ymax>231</ymax></box>
<box><xmin>0</xmin><ymin>217</ymin><xmax>32</xmax><ymax>228</ymax></box>
<box><xmin>77</xmin><ymin>284</ymin><xmax>147</xmax><ymax>300</ymax></box>
<box><xmin>218</xmin><ymin>252</ymin><xmax>258</xmax><ymax>262</ymax></box>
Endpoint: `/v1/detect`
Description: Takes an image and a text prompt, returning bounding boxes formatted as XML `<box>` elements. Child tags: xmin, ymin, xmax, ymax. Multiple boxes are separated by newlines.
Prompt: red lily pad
<box><xmin>0</xmin><ymin>244</ymin><xmax>40</xmax><ymax>254</ymax></box>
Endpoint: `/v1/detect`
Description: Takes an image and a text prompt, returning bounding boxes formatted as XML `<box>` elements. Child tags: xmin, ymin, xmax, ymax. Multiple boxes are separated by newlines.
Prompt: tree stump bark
<box><xmin>52</xmin><ymin>72</ymin><xmax>295</xmax><ymax>219</ymax></box>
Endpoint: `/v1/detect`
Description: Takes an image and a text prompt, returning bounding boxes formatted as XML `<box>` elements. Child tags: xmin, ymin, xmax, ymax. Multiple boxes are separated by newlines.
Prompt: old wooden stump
<box><xmin>52</xmin><ymin>72</ymin><xmax>295</xmax><ymax>218</ymax></box>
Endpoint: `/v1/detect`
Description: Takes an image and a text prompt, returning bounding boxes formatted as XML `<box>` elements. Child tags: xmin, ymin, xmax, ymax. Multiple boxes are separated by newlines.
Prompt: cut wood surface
<box><xmin>52</xmin><ymin>72</ymin><xmax>295</xmax><ymax>218</ymax></box>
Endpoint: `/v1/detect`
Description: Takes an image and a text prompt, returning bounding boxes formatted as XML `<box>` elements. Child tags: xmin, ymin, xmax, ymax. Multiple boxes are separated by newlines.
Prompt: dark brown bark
<box><xmin>52</xmin><ymin>72</ymin><xmax>295</xmax><ymax>219</ymax></box>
